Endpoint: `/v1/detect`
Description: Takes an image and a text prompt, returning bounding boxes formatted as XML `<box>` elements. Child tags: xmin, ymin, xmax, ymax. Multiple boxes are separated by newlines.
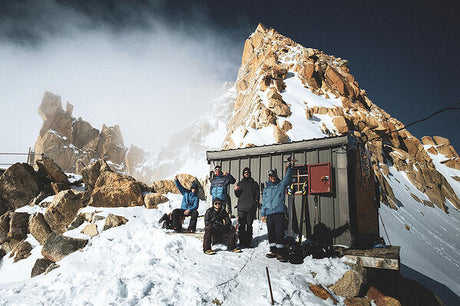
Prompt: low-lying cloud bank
<box><xmin>0</xmin><ymin>1</ymin><xmax>243</xmax><ymax>154</ymax></box>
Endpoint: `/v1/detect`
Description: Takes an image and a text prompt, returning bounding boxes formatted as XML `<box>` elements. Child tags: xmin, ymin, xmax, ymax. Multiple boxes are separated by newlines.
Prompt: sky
<box><xmin>0</xmin><ymin>0</ymin><xmax>459</xmax><ymax>161</ymax></box>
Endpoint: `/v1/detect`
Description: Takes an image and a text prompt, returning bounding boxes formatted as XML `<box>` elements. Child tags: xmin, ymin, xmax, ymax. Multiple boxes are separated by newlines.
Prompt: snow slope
<box><xmin>0</xmin><ymin>194</ymin><xmax>349</xmax><ymax>305</ymax></box>
<box><xmin>380</xmin><ymin>166</ymin><xmax>460</xmax><ymax>302</ymax></box>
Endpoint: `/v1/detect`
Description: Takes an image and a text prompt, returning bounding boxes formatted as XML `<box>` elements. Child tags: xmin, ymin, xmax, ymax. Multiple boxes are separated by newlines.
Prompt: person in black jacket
<box><xmin>203</xmin><ymin>198</ymin><xmax>241</xmax><ymax>255</ymax></box>
<box><xmin>234</xmin><ymin>167</ymin><xmax>260</xmax><ymax>247</ymax></box>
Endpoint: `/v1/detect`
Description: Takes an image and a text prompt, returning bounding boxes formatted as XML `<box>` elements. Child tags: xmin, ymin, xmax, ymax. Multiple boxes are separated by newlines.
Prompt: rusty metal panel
<box><xmin>308</xmin><ymin>163</ymin><xmax>332</xmax><ymax>194</ymax></box>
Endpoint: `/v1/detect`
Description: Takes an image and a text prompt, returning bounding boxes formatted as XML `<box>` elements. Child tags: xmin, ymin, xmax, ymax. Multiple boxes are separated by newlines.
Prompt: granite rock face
<box><xmin>222</xmin><ymin>23</ymin><xmax>460</xmax><ymax>211</ymax></box>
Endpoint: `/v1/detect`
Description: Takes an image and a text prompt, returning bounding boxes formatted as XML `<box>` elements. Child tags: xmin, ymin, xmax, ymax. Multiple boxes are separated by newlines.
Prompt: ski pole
<box><xmin>266</xmin><ymin>267</ymin><xmax>274</xmax><ymax>305</ymax></box>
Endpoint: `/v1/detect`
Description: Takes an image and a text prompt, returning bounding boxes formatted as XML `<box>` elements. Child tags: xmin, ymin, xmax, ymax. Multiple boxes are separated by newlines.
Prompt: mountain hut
<box><xmin>206</xmin><ymin>134</ymin><xmax>380</xmax><ymax>249</ymax></box>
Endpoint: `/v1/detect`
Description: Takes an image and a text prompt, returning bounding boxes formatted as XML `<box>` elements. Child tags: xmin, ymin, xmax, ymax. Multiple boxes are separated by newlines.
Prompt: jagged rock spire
<box><xmin>223</xmin><ymin>24</ymin><xmax>460</xmax><ymax>211</ymax></box>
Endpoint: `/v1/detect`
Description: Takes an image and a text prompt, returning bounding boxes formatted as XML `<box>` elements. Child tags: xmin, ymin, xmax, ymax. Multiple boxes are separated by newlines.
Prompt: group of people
<box><xmin>159</xmin><ymin>160</ymin><xmax>295</xmax><ymax>261</ymax></box>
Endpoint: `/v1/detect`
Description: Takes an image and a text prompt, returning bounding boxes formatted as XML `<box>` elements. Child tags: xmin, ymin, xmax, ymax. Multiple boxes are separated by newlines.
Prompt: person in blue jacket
<box><xmin>171</xmin><ymin>175</ymin><xmax>200</xmax><ymax>233</ymax></box>
<box><xmin>261</xmin><ymin>160</ymin><xmax>294</xmax><ymax>262</ymax></box>
<box><xmin>210</xmin><ymin>165</ymin><xmax>236</xmax><ymax>214</ymax></box>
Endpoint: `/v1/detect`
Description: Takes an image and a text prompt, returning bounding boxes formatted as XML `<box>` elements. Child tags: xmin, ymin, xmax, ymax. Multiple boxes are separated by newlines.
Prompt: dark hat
<box><xmin>214</xmin><ymin>165</ymin><xmax>222</xmax><ymax>170</ymax></box>
<box><xmin>191</xmin><ymin>182</ymin><xmax>199</xmax><ymax>191</ymax></box>
<box><xmin>212</xmin><ymin>198</ymin><xmax>223</xmax><ymax>205</ymax></box>
<box><xmin>243</xmin><ymin>167</ymin><xmax>251</xmax><ymax>175</ymax></box>
<box><xmin>267</xmin><ymin>169</ymin><xmax>277</xmax><ymax>177</ymax></box>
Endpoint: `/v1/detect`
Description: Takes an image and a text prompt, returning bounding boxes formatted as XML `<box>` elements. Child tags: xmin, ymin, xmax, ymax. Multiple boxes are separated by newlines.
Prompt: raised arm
<box><xmin>281</xmin><ymin>167</ymin><xmax>293</xmax><ymax>189</ymax></box>
<box><xmin>174</xmin><ymin>178</ymin><xmax>188</xmax><ymax>195</ymax></box>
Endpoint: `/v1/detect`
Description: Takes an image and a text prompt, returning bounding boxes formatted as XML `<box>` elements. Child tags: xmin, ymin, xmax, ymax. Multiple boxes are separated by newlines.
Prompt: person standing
<box><xmin>203</xmin><ymin>198</ymin><xmax>241</xmax><ymax>254</ymax></box>
<box><xmin>261</xmin><ymin>161</ymin><xmax>294</xmax><ymax>262</ymax></box>
<box><xmin>234</xmin><ymin>167</ymin><xmax>260</xmax><ymax>247</ymax></box>
<box><xmin>170</xmin><ymin>175</ymin><xmax>200</xmax><ymax>233</ymax></box>
<box><xmin>210</xmin><ymin>165</ymin><xmax>236</xmax><ymax>214</ymax></box>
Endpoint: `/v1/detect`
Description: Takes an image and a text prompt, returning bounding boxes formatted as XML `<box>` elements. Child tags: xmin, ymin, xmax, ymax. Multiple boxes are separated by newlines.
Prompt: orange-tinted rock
<box><xmin>309</xmin><ymin>283</ymin><xmax>338</xmax><ymax>304</ymax></box>
<box><xmin>333</xmin><ymin>116</ymin><xmax>349</xmax><ymax>134</ymax></box>
<box><xmin>421</xmin><ymin>136</ymin><xmax>436</xmax><ymax>146</ymax></box>
<box><xmin>88</xmin><ymin>172</ymin><xmax>145</xmax><ymax>208</ymax></box>
<box><xmin>367</xmin><ymin>287</ymin><xmax>401</xmax><ymax>306</ymax></box>
<box><xmin>273</xmin><ymin>126</ymin><xmax>289</xmax><ymax>143</ymax></box>
<box><xmin>426</xmin><ymin>146</ymin><xmax>438</xmax><ymax>155</ymax></box>
<box><xmin>281</xmin><ymin>120</ymin><xmax>293</xmax><ymax>132</ymax></box>
<box><xmin>433</xmin><ymin>136</ymin><xmax>450</xmax><ymax>146</ymax></box>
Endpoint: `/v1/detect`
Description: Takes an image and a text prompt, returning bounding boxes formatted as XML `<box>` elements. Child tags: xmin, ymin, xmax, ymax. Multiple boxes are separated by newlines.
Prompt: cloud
<box><xmin>0</xmin><ymin>1</ymin><xmax>243</xmax><ymax>157</ymax></box>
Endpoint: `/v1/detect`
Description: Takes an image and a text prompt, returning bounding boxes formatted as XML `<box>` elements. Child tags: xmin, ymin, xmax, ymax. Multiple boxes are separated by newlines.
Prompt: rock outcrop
<box><xmin>41</xmin><ymin>232</ymin><xmax>88</xmax><ymax>262</ymax></box>
<box><xmin>144</xmin><ymin>193</ymin><xmax>169</xmax><ymax>209</ymax></box>
<box><xmin>88</xmin><ymin>171</ymin><xmax>148</xmax><ymax>207</ymax></box>
<box><xmin>151</xmin><ymin>174</ymin><xmax>205</xmax><ymax>200</ymax></box>
<box><xmin>222</xmin><ymin>23</ymin><xmax>460</xmax><ymax>211</ymax></box>
<box><xmin>29</xmin><ymin>212</ymin><xmax>52</xmax><ymax>245</ymax></box>
<box><xmin>44</xmin><ymin>190</ymin><xmax>84</xmax><ymax>234</ymax></box>
<box><xmin>0</xmin><ymin>163</ymin><xmax>47</xmax><ymax>211</ymax></box>
<box><xmin>10</xmin><ymin>240</ymin><xmax>32</xmax><ymax>262</ymax></box>
<box><xmin>34</xmin><ymin>92</ymin><xmax>154</xmax><ymax>182</ymax></box>
<box><xmin>31</xmin><ymin>258</ymin><xmax>55</xmax><ymax>277</ymax></box>
<box><xmin>103</xmin><ymin>214</ymin><xmax>129</xmax><ymax>230</ymax></box>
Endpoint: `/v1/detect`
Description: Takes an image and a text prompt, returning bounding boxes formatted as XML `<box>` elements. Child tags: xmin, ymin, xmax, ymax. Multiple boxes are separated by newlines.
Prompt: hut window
<box><xmin>290</xmin><ymin>165</ymin><xmax>308</xmax><ymax>195</ymax></box>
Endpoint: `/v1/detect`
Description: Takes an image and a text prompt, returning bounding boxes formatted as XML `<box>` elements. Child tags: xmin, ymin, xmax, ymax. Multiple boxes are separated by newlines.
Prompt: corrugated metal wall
<box><xmin>209</xmin><ymin>142</ymin><xmax>353</xmax><ymax>246</ymax></box>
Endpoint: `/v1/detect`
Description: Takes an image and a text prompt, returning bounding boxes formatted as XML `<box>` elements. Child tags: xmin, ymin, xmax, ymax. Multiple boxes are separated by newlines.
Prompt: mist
<box><xmin>0</xmin><ymin>1</ymin><xmax>243</xmax><ymax>158</ymax></box>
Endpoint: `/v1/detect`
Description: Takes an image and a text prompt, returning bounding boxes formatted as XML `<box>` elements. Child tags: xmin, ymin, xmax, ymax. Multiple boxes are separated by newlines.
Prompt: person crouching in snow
<box><xmin>261</xmin><ymin>161</ymin><xmax>294</xmax><ymax>262</ymax></box>
<box><xmin>170</xmin><ymin>175</ymin><xmax>199</xmax><ymax>233</ymax></box>
<box><xmin>203</xmin><ymin>198</ymin><xmax>241</xmax><ymax>255</ymax></box>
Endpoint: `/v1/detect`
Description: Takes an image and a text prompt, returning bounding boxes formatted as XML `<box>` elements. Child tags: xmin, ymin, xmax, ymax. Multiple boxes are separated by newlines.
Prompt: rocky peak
<box><xmin>223</xmin><ymin>24</ymin><xmax>460</xmax><ymax>211</ymax></box>
<box><xmin>34</xmin><ymin>92</ymin><xmax>152</xmax><ymax>181</ymax></box>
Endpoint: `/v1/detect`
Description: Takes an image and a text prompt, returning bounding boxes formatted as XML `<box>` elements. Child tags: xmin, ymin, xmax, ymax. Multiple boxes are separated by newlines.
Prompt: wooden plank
<box><xmin>344</xmin><ymin>255</ymin><xmax>399</xmax><ymax>270</ymax></box>
<box><xmin>342</xmin><ymin>246</ymin><xmax>400</xmax><ymax>270</ymax></box>
<box><xmin>343</xmin><ymin>246</ymin><xmax>400</xmax><ymax>259</ymax></box>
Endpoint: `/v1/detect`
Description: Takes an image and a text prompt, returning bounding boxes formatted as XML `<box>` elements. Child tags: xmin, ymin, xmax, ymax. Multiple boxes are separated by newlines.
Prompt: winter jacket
<box><xmin>210</xmin><ymin>173</ymin><xmax>236</xmax><ymax>201</ymax></box>
<box><xmin>261</xmin><ymin>167</ymin><xmax>293</xmax><ymax>217</ymax></box>
<box><xmin>175</xmin><ymin>179</ymin><xmax>199</xmax><ymax>211</ymax></box>
<box><xmin>204</xmin><ymin>206</ymin><xmax>231</xmax><ymax>231</ymax></box>
<box><xmin>234</xmin><ymin>177</ymin><xmax>260</xmax><ymax>212</ymax></box>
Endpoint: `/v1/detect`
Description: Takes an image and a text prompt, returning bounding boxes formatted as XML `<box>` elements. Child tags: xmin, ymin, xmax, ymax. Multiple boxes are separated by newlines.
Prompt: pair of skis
<box><xmin>287</xmin><ymin>181</ymin><xmax>310</xmax><ymax>264</ymax></box>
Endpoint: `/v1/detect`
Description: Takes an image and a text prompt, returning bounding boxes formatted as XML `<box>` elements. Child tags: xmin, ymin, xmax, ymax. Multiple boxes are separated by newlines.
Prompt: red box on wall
<box><xmin>308</xmin><ymin>163</ymin><xmax>332</xmax><ymax>194</ymax></box>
